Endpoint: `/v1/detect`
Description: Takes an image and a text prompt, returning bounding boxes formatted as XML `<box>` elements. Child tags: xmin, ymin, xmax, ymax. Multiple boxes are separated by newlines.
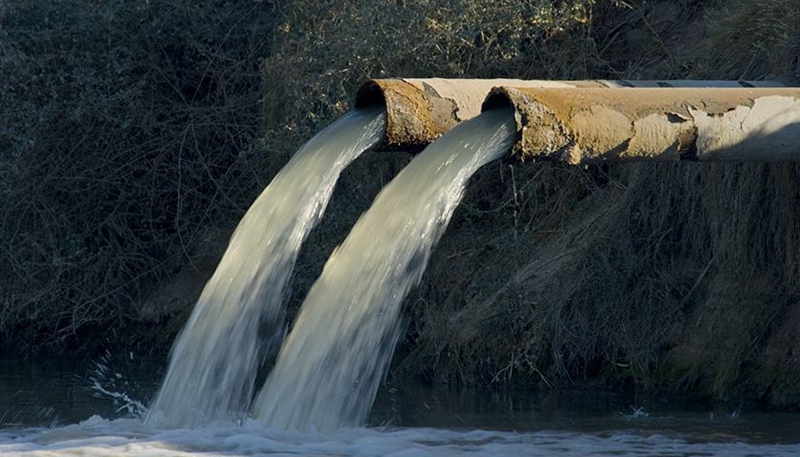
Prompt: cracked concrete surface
<box><xmin>485</xmin><ymin>87</ymin><xmax>800</xmax><ymax>163</ymax></box>
<box><xmin>354</xmin><ymin>78</ymin><xmax>598</xmax><ymax>150</ymax></box>
<box><xmin>353</xmin><ymin>79</ymin><xmax>798</xmax><ymax>163</ymax></box>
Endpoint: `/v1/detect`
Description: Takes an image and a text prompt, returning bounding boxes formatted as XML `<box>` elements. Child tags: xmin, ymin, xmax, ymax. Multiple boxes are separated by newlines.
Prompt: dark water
<box><xmin>371</xmin><ymin>382</ymin><xmax>800</xmax><ymax>445</ymax></box>
<box><xmin>0</xmin><ymin>355</ymin><xmax>159</xmax><ymax>427</ymax></box>
<box><xmin>1</xmin><ymin>356</ymin><xmax>799</xmax><ymax>455</ymax></box>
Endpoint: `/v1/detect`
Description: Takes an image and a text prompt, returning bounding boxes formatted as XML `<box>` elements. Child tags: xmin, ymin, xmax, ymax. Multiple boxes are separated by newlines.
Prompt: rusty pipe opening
<box><xmin>483</xmin><ymin>87</ymin><xmax>800</xmax><ymax>163</ymax></box>
<box><xmin>354</xmin><ymin>79</ymin><xmax>444</xmax><ymax>152</ymax></box>
<box><xmin>354</xmin><ymin>78</ymin><xmax>603</xmax><ymax>151</ymax></box>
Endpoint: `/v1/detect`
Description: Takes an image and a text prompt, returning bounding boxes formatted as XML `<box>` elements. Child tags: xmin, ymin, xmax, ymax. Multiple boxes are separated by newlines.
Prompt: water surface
<box><xmin>2</xmin><ymin>357</ymin><xmax>799</xmax><ymax>456</ymax></box>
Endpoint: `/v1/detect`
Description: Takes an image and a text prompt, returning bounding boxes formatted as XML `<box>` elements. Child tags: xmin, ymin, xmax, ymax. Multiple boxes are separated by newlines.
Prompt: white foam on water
<box><xmin>2</xmin><ymin>418</ymin><xmax>800</xmax><ymax>457</ymax></box>
<box><xmin>149</xmin><ymin>108</ymin><xmax>385</xmax><ymax>427</ymax></box>
<box><xmin>89</xmin><ymin>352</ymin><xmax>148</xmax><ymax>418</ymax></box>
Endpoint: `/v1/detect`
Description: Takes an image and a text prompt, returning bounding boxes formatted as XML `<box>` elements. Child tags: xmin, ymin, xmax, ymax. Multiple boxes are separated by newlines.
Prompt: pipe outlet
<box><xmin>354</xmin><ymin>78</ymin><xmax>604</xmax><ymax>150</ymax></box>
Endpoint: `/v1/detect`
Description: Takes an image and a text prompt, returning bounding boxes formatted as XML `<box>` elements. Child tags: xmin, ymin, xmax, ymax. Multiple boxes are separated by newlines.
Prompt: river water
<box><xmin>2</xmin><ymin>357</ymin><xmax>799</xmax><ymax>456</ymax></box>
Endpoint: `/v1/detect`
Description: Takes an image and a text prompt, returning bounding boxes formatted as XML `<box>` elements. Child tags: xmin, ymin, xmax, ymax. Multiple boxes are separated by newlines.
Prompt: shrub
<box><xmin>396</xmin><ymin>0</ymin><xmax>800</xmax><ymax>406</ymax></box>
<box><xmin>261</xmin><ymin>0</ymin><xmax>598</xmax><ymax>140</ymax></box>
<box><xmin>0</xmin><ymin>0</ymin><xmax>272</xmax><ymax>350</ymax></box>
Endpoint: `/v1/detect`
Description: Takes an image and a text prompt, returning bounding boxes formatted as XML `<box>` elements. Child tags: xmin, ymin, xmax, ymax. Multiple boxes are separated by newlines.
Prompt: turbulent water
<box><xmin>3</xmin><ymin>359</ymin><xmax>800</xmax><ymax>456</ymax></box>
<box><xmin>4</xmin><ymin>100</ymin><xmax>800</xmax><ymax>453</ymax></box>
<box><xmin>148</xmin><ymin>108</ymin><xmax>386</xmax><ymax>426</ymax></box>
<box><xmin>253</xmin><ymin>108</ymin><xmax>517</xmax><ymax>432</ymax></box>
<box><xmin>4</xmin><ymin>417</ymin><xmax>800</xmax><ymax>456</ymax></box>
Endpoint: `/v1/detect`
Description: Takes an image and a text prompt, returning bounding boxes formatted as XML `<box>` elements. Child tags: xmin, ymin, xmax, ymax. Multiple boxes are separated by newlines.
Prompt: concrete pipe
<box><xmin>354</xmin><ymin>78</ymin><xmax>605</xmax><ymax>150</ymax></box>
<box><xmin>354</xmin><ymin>78</ymin><xmax>783</xmax><ymax>151</ymax></box>
<box><xmin>482</xmin><ymin>87</ymin><xmax>800</xmax><ymax>163</ymax></box>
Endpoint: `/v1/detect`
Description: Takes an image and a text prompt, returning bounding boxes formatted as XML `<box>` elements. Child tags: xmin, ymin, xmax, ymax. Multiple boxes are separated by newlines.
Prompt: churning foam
<box><xmin>4</xmin><ymin>417</ymin><xmax>800</xmax><ymax>456</ymax></box>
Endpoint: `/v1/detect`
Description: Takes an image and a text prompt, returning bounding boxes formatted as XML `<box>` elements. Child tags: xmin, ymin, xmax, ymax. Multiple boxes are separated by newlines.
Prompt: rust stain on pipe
<box><xmin>483</xmin><ymin>87</ymin><xmax>800</xmax><ymax>163</ymax></box>
<box><xmin>355</xmin><ymin>80</ymin><xmax>439</xmax><ymax>150</ymax></box>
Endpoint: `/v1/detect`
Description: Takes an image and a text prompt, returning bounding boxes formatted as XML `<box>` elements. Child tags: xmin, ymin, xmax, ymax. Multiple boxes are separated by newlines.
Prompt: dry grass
<box><xmin>702</xmin><ymin>0</ymin><xmax>800</xmax><ymax>79</ymax></box>
<box><xmin>392</xmin><ymin>0</ymin><xmax>800</xmax><ymax>406</ymax></box>
<box><xmin>408</xmin><ymin>163</ymin><xmax>800</xmax><ymax>400</ymax></box>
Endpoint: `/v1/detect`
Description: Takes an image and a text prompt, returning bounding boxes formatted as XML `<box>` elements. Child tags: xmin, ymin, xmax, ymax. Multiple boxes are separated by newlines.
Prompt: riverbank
<box><xmin>258</xmin><ymin>0</ymin><xmax>800</xmax><ymax>408</ymax></box>
<box><xmin>2</xmin><ymin>0</ymin><xmax>799</xmax><ymax>408</ymax></box>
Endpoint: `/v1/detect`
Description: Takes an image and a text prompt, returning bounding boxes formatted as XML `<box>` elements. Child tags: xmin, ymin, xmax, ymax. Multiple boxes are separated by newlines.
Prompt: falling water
<box><xmin>253</xmin><ymin>108</ymin><xmax>516</xmax><ymax>432</ymax></box>
<box><xmin>148</xmin><ymin>108</ymin><xmax>386</xmax><ymax>426</ymax></box>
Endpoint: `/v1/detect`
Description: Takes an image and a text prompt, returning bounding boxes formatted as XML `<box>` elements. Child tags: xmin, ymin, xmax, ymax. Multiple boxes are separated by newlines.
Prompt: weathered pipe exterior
<box><xmin>354</xmin><ymin>78</ymin><xmax>783</xmax><ymax>151</ymax></box>
<box><xmin>482</xmin><ymin>87</ymin><xmax>800</xmax><ymax>163</ymax></box>
<box><xmin>354</xmin><ymin>78</ymin><xmax>604</xmax><ymax>150</ymax></box>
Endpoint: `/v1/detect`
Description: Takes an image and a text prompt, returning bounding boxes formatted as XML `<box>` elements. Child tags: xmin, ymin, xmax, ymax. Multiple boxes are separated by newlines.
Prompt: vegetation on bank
<box><xmin>0</xmin><ymin>1</ymin><xmax>273</xmax><ymax>350</ymax></box>
<box><xmin>2</xmin><ymin>0</ymin><xmax>800</xmax><ymax>407</ymax></box>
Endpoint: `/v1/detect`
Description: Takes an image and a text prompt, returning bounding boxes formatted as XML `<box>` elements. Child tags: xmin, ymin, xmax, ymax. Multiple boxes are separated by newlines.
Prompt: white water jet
<box><xmin>253</xmin><ymin>108</ymin><xmax>516</xmax><ymax>432</ymax></box>
<box><xmin>148</xmin><ymin>108</ymin><xmax>385</xmax><ymax>426</ymax></box>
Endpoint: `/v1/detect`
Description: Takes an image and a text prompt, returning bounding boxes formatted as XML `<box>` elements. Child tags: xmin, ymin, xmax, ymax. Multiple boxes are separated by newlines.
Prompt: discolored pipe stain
<box><xmin>355</xmin><ymin>78</ymin><xmax>600</xmax><ymax>150</ymax></box>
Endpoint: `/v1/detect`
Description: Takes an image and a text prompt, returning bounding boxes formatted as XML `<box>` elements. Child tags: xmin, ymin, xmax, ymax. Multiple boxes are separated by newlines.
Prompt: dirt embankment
<box><xmin>257</xmin><ymin>0</ymin><xmax>800</xmax><ymax>407</ymax></box>
<box><xmin>394</xmin><ymin>0</ymin><xmax>800</xmax><ymax>407</ymax></box>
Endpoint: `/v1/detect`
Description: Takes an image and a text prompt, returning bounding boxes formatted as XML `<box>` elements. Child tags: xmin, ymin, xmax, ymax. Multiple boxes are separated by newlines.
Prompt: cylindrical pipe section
<box><xmin>354</xmin><ymin>79</ymin><xmax>784</xmax><ymax>151</ymax></box>
<box><xmin>482</xmin><ymin>87</ymin><xmax>800</xmax><ymax>163</ymax></box>
<box><xmin>354</xmin><ymin>78</ymin><xmax>605</xmax><ymax>150</ymax></box>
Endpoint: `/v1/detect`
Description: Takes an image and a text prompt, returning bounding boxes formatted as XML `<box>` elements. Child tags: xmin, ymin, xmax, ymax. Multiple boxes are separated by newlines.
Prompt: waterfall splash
<box><xmin>148</xmin><ymin>108</ymin><xmax>386</xmax><ymax>426</ymax></box>
<box><xmin>253</xmin><ymin>108</ymin><xmax>516</xmax><ymax>432</ymax></box>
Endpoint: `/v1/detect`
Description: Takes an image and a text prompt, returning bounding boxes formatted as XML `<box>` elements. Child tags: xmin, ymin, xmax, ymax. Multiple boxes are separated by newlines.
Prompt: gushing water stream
<box><xmin>254</xmin><ymin>108</ymin><xmax>517</xmax><ymax>431</ymax></box>
<box><xmin>148</xmin><ymin>108</ymin><xmax>385</xmax><ymax>426</ymax></box>
<box><xmin>3</xmin><ymin>107</ymin><xmax>800</xmax><ymax>456</ymax></box>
